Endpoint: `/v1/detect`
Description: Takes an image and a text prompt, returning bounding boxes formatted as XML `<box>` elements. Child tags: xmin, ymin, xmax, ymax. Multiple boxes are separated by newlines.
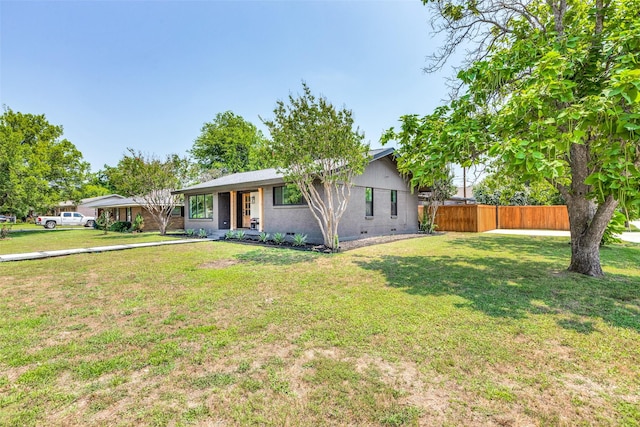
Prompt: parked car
<box><xmin>0</xmin><ymin>215</ymin><xmax>7</xmax><ymax>223</ymax></box>
<box><xmin>36</xmin><ymin>212</ymin><xmax>96</xmax><ymax>229</ymax></box>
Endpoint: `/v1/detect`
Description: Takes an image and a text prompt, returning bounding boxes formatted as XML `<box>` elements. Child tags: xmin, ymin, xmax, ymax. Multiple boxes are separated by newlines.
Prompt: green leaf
<box><xmin>584</xmin><ymin>173</ymin><xmax>605</xmax><ymax>185</ymax></box>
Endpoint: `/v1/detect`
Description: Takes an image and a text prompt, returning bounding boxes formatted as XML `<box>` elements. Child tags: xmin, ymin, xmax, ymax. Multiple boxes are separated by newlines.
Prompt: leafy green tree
<box><xmin>263</xmin><ymin>83</ymin><xmax>370</xmax><ymax>251</ymax></box>
<box><xmin>80</xmin><ymin>172</ymin><xmax>114</xmax><ymax>198</ymax></box>
<box><xmin>387</xmin><ymin>0</ymin><xmax>640</xmax><ymax>277</ymax></box>
<box><xmin>0</xmin><ymin>107</ymin><xmax>89</xmax><ymax>217</ymax></box>
<box><xmin>420</xmin><ymin>169</ymin><xmax>456</xmax><ymax>233</ymax></box>
<box><xmin>109</xmin><ymin>149</ymin><xmax>195</xmax><ymax>235</ymax></box>
<box><xmin>473</xmin><ymin>173</ymin><xmax>564</xmax><ymax>206</ymax></box>
<box><xmin>381</xmin><ymin>110</ymin><xmax>458</xmax><ymax>233</ymax></box>
<box><xmin>190</xmin><ymin>111</ymin><xmax>272</xmax><ymax>174</ymax></box>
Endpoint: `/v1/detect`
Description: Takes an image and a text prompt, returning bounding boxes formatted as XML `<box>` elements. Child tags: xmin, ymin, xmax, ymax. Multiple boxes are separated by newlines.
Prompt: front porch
<box><xmin>222</xmin><ymin>189</ymin><xmax>264</xmax><ymax>232</ymax></box>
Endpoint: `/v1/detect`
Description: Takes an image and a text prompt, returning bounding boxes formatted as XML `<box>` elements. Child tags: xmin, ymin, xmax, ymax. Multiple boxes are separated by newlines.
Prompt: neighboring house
<box><xmin>418</xmin><ymin>185</ymin><xmax>476</xmax><ymax>207</ymax></box>
<box><xmin>56</xmin><ymin>194</ymin><xmax>126</xmax><ymax>217</ymax></box>
<box><xmin>84</xmin><ymin>197</ymin><xmax>185</xmax><ymax>232</ymax></box>
<box><xmin>447</xmin><ymin>185</ymin><xmax>476</xmax><ymax>205</ymax></box>
<box><xmin>174</xmin><ymin>148</ymin><xmax>419</xmax><ymax>243</ymax></box>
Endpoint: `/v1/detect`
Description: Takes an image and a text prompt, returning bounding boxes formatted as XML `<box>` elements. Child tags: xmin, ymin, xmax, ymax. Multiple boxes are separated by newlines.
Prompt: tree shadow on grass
<box><xmin>354</xmin><ymin>252</ymin><xmax>640</xmax><ymax>333</ymax></box>
<box><xmin>235</xmin><ymin>248</ymin><xmax>321</xmax><ymax>266</ymax></box>
<box><xmin>447</xmin><ymin>234</ymin><xmax>639</xmax><ymax>271</ymax></box>
<box><xmin>448</xmin><ymin>234</ymin><xmax>572</xmax><ymax>262</ymax></box>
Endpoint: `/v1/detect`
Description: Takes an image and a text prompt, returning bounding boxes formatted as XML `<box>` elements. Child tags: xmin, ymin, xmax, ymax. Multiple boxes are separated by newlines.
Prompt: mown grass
<box><xmin>0</xmin><ymin>229</ymin><xmax>183</xmax><ymax>255</ymax></box>
<box><xmin>1</xmin><ymin>222</ymin><xmax>42</xmax><ymax>230</ymax></box>
<box><xmin>0</xmin><ymin>233</ymin><xmax>638</xmax><ymax>426</ymax></box>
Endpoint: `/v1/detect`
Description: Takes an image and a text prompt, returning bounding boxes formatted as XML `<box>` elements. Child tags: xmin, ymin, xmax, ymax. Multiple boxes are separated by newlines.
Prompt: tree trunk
<box><xmin>563</xmin><ymin>143</ymin><xmax>618</xmax><ymax>277</ymax></box>
<box><xmin>564</xmin><ymin>191</ymin><xmax>617</xmax><ymax>278</ymax></box>
<box><xmin>568</xmin><ymin>235</ymin><xmax>603</xmax><ymax>277</ymax></box>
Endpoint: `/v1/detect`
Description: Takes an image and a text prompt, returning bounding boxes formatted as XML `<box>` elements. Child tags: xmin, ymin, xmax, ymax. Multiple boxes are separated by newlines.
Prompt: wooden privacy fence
<box><xmin>419</xmin><ymin>204</ymin><xmax>570</xmax><ymax>232</ymax></box>
<box><xmin>497</xmin><ymin>205</ymin><xmax>569</xmax><ymax>230</ymax></box>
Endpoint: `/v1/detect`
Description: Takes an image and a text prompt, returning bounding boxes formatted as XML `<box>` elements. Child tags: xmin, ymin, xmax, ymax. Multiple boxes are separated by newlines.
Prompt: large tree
<box><xmin>190</xmin><ymin>111</ymin><xmax>272</xmax><ymax>174</ymax></box>
<box><xmin>263</xmin><ymin>83</ymin><xmax>370</xmax><ymax>251</ymax></box>
<box><xmin>0</xmin><ymin>107</ymin><xmax>89</xmax><ymax>217</ymax></box>
<box><xmin>386</xmin><ymin>0</ymin><xmax>640</xmax><ymax>277</ymax></box>
<box><xmin>108</xmin><ymin>149</ymin><xmax>194</xmax><ymax>235</ymax></box>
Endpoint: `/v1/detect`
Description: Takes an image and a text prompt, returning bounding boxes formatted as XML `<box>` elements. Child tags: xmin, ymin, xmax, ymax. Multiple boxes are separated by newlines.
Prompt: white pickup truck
<box><xmin>36</xmin><ymin>212</ymin><xmax>96</xmax><ymax>229</ymax></box>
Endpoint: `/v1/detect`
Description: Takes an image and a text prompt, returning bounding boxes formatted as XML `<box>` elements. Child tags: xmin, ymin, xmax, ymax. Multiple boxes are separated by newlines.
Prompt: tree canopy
<box><xmin>0</xmin><ymin>107</ymin><xmax>89</xmax><ymax>217</ymax></box>
<box><xmin>190</xmin><ymin>111</ymin><xmax>272</xmax><ymax>175</ymax></box>
<box><xmin>263</xmin><ymin>83</ymin><xmax>370</xmax><ymax>250</ymax></box>
<box><xmin>385</xmin><ymin>0</ymin><xmax>640</xmax><ymax>277</ymax></box>
<box><xmin>473</xmin><ymin>173</ymin><xmax>564</xmax><ymax>206</ymax></box>
<box><xmin>108</xmin><ymin>149</ymin><xmax>195</xmax><ymax>235</ymax></box>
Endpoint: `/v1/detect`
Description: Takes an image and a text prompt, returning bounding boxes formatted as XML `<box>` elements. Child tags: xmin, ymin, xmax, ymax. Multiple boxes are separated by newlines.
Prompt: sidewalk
<box><xmin>0</xmin><ymin>239</ymin><xmax>211</xmax><ymax>262</ymax></box>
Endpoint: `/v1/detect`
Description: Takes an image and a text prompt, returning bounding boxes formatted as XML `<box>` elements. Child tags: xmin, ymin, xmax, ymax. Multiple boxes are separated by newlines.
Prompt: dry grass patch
<box><xmin>199</xmin><ymin>259</ymin><xmax>241</xmax><ymax>269</ymax></box>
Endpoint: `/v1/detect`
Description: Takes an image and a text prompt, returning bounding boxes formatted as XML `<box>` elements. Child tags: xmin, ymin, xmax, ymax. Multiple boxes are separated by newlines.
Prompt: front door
<box><xmin>242</xmin><ymin>193</ymin><xmax>251</xmax><ymax>228</ymax></box>
<box><xmin>218</xmin><ymin>192</ymin><xmax>230</xmax><ymax>229</ymax></box>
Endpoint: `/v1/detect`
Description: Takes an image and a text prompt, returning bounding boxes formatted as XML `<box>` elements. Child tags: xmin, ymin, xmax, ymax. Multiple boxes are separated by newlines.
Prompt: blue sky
<box><xmin>1</xmin><ymin>0</ymin><xmax>456</xmax><ymax>176</ymax></box>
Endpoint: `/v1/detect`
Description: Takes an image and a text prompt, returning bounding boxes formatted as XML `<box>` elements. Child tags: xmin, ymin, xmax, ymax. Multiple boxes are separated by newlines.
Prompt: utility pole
<box><xmin>463</xmin><ymin>167</ymin><xmax>467</xmax><ymax>204</ymax></box>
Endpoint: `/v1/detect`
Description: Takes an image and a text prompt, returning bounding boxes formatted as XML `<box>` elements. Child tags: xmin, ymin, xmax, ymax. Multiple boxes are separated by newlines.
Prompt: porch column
<box><xmin>258</xmin><ymin>187</ymin><xmax>264</xmax><ymax>232</ymax></box>
<box><xmin>230</xmin><ymin>190</ymin><xmax>237</xmax><ymax>230</ymax></box>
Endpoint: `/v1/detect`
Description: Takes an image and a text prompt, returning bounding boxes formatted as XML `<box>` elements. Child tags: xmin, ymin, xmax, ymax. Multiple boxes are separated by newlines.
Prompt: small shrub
<box><xmin>198</xmin><ymin>229</ymin><xmax>208</xmax><ymax>238</ymax></box>
<box><xmin>96</xmin><ymin>211</ymin><xmax>115</xmax><ymax>234</ymax></box>
<box><xmin>224</xmin><ymin>230</ymin><xmax>234</xmax><ymax>240</ymax></box>
<box><xmin>0</xmin><ymin>224</ymin><xmax>11</xmax><ymax>239</ymax></box>
<box><xmin>132</xmin><ymin>213</ymin><xmax>144</xmax><ymax>232</ymax></box>
<box><xmin>187</xmin><ymin>229</ymin><xmax>196</xmax><ymax>237</ymax></box>
<box><xmin>258</xmin><ymin>232</ymin><xmax>270</xmax><ymax>243</ymax></box>
<box><xmin>109</xmin><ymin>221</ymin><xmax>132</xmax><ymax>232</ymax></box>
<box><xmin>292</xmin><ymin>233</ymin><xmax>307</xmax><ymax>247</ymax></box>
<box><xmin>273</xmin><ymin>232</ymin><xmax>286</xmax><ymax>245</ymax></box>
<box><xmin>235</xmin><ymin>230</ymin><xmax>246</xmax><ymax>240</ymax></box>
<box><xmin>418</xmin><ymin>207</ymin><xmax>437</xmax><ymax>233</ymax></box>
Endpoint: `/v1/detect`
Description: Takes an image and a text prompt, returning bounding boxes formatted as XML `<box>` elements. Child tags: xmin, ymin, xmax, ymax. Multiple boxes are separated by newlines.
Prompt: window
<box><xmin>171</xmin><ymin>206</ymin><xmax>183</xmax><ymax>217</ymax></box>
<box><xmin>273</xmin><ymin>185</ymin><xmax>305</xmax><ymax>206</ymax></box>
<box><xmin>390</xmin><ymin>190</ymin><xmax>397</xmax><ymax>217</ymax></box>
<box><xmin>63</xmin><ymin>212</ymin><xmax>71</xmax><ymax>218</ymax></box>
<box><xmin>365</xmin><ymin>187</ymin><xmax>374</xmax><ymax>217</ymax></box>
<box><xmin>189</xmin><ymin>194</ymin><xmax>213</xmax><ymax>219</ymax></box>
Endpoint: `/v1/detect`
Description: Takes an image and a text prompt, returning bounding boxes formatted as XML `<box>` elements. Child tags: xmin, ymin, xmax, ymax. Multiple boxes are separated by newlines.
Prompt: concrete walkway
<box><xmin>0</xmin><ymin>239</ymin><xmax>212</xmax><ymax>262</ymax></box>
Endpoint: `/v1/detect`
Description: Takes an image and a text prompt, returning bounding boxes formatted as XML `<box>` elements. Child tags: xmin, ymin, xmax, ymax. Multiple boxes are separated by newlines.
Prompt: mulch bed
<box><xmin>218</xmin><ymin>233</ymin><xmax>434</xmax><ymax>253</ymax></box>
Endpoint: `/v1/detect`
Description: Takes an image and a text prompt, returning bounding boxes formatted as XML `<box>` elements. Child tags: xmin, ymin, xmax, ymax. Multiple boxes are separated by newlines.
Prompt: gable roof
<box><xmin>58</xmin><ymin>194</ymin><xmax>125</xmax><ymax>208</ymax></box>
<box><xmin>370</xmin><ymin>147</ymin><xmax>395</xmax><ymax>161</ymax></box>
<box><xmin>175</xmin><ymin>147</ymin><xmax>396</xmax><ymax>194</ymax></box>
<box><xmin>177</xmin><ymin>168</ymin><xmax>284</xmax><ymax>194</ymax></box>
<box><xmin>86</xmin><ymin>196</ymin><xmax>184</xmax><ymax>208</ymax></box>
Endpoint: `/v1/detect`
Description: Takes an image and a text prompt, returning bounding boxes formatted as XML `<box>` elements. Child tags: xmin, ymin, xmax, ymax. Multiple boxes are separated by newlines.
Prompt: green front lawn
<box><xmin>1</xmin><ymin>222</ymin><xmax>42</xmax><ymax>230</ymax></box>
<box><xmin>0</xmin><ymin>229</ymin><xmax>183</xmax><ymax>255</ymax></box>
<box><xmin>0</xmin><ymin>233</ymin><xmax>638</xmax><ymax>426</ymax></box>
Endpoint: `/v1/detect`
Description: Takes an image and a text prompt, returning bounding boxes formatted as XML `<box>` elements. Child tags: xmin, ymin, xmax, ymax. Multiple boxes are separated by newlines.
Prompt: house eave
<box><xmin>175</xmin><ymin>177</ymin><xmax>285</xmax><ymax>195</ymax></box>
